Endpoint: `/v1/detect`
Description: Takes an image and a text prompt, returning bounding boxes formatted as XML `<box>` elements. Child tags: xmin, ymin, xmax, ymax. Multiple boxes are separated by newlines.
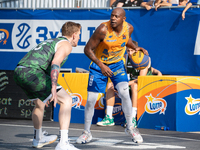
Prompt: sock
<box><xmin>59</xmin><ymin>130</ymin><xmax>68</xmax><ymax>144</ymax></box>
<box><xmin>132</xmin><ymin>107</ymin><xmax>137</xmax><ymax>118</ymax></box>
<box><xmin>34</xmin><ymin>128</ymin><xmax>42</xmax><ymax>141</ymax></box>
<box><xmin>106</xmin><ymin>106</ymin><xmax>113</xmax><ymax>119</ymax></box>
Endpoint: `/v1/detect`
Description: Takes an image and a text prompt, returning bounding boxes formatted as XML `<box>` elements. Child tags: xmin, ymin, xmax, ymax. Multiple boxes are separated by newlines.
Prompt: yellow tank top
<box><xmin>95</xmin><ymin>20</ymin><xmax>129</xmax><ymax>64</ymax></box>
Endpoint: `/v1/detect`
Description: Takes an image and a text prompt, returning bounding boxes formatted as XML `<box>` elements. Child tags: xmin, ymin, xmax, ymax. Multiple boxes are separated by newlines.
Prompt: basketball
<box><xmin>129</xmin><ymin>50</ymin><xmax>149</xmax><ymax>70</ymax></box>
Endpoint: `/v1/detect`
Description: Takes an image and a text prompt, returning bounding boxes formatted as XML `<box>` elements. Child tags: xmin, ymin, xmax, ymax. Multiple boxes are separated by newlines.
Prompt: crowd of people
<box><xmin>110</xmin><ymin>0</ymin><xmax>200</xmax><ymax>19</ymax></box>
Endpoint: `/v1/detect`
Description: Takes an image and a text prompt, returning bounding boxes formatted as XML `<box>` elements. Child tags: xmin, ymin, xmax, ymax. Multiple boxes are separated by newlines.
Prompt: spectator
<box><xmin>182</xmin><ymin>0</ymin><xmax>200</xmax><ymax>20</ymax></box>
<box><xmin>140</xmin><ymin>0</ymin><xmax>161</xmax><ymax>10</ymax></box>
<box><xmin>110</xmin><ymin>0</ymin><xmax>119</xmax><ymax>7</ymax></box>
<box><xmin>117</xmin><ymin>0</ymin><xmax>143</xmax><ymax>7</ymax></box>
<box><xmin>154</xmin><ymin>0</ymin><xmax>188</xmax><ymax>11</ymax></box>
<box><xmin>154</xmin><ymin>0</ymin><xmax>173</xmax><ymax>11</ymax></box>
<box><xmin>179</xmin><ymin>0</ymin><xmax>189</xmax><ymax>6</ymax></box>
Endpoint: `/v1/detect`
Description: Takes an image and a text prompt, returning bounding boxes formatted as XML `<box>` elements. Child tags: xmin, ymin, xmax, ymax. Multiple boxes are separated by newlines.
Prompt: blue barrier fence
<box><xmin>0</xmin><ymin>8</ymin><xmax>200</xmax><ymax>76</ymax></box>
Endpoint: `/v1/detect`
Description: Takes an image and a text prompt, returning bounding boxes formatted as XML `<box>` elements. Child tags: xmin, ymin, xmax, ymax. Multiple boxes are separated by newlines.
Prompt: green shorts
<box><xmin>13</xmin><ymin>66</ymin><xmax>61</xmax><ymax>102</ymax></box>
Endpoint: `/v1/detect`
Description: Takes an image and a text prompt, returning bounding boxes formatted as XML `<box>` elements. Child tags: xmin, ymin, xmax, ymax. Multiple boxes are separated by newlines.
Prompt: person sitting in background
<box><xmin>140</xmin><ymin>0</ymin><xmax>161</xmax><ymax>10</ymax></box>
<box><xmin>179</xmin><ymin>0</ymin><xmax>189</xmax><ymax>6</ymax></box>
<box><xmin>117</xmin><ymin>0</ymin><xmax>144</xmax><ymax>7</ymax></box>
<box><xmin>154</xmin><ymin>0</ymin><xmax>188</xmax><ymax>11</ymax></box>
<box><xmin>110</xmin><ymin>0</ymin><xmax>119</xmax><ymax>7</ymax></box>
<box><xmin>182</xmin><ymin>0</ymin><xmax>200</xmax><ymax>20</ymax></box>
<box><xmin>154</xmin><ymin>0</ymin><xmax>173</xmax><ymax>11</ymax></box>
<box><xmin>97</xmin><ymin>41</ymin><xmax>162</xmax><ymax>127</ymax></box>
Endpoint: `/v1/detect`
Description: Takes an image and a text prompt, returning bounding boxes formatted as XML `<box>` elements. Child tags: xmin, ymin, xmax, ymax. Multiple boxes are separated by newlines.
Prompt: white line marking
<box><xmin>0</xmin><ymin>123</ymin><xmax>199</xmax><ymax>143</ymax></box>
<box><xmin>69</xmin><ymin>137</ymin><xmax>186</xmax><ymax>149</ymax></box>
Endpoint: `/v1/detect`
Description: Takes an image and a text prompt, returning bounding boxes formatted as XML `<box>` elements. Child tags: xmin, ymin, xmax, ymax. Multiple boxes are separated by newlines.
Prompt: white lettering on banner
<box><xmin>194</xmin><ymin>21</ymin><xmax>200</xmax><ymax>55</ymax></box>
<box><xmin>0</xmin><ymin>19</ymin><xmax>107</xmax><ymax>53</ymax></box>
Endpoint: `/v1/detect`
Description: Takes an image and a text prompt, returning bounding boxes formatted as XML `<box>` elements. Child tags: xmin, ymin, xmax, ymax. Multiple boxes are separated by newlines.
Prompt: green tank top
<box><xmin>126</xmin><ymin>57</ymin><xmax>152</xmax><ymax>80</ymax></box>
<box><xmin>17</xmin><ymin>36</ymin><xmax>69</xmax><ymax>75</ymax></box>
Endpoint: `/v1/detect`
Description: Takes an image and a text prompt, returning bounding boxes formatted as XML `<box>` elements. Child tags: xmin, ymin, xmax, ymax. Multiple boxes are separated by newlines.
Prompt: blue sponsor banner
<box><xmin>137</xmin><ymin>75</ymin><xmax>200</xmax><ymax>132</ymax></box>
<box><xmin>138</xmin><ymin>93</ymin><xmax>177</xmax><ymax>131</ymax></box>
<box><xmin>176</xmin><ymin>89</ymin><xmax>200</xmax><ymax>132</ymax></box>
<box><xmin>0</xmin><ymin>8</ymin><xmax>200</xmax><ymax>76</ymax></box>
<box><xmin>0</xmin><ymin>23</ymin><xmax>14</xmax><ymax>49</ymax></box>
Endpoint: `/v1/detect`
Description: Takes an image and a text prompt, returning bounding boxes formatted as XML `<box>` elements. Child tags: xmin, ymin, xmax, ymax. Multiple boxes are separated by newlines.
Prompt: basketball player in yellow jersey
<box><xmin>76</xmin><ymin>7</ymin><xmax>148</xmax><ymax>144</ymax></box>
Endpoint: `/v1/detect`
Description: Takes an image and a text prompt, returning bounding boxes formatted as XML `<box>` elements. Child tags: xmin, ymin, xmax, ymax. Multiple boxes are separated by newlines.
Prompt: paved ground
<box><xmin>0</xmin><ymin>119</ymin><xmax>200</xmax><ymax>150</ymax></box>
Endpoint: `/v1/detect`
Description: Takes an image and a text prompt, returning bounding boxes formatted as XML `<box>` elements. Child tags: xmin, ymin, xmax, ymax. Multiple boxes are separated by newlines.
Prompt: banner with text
<box><xmin>0</xmin><ymin>8</ymin><xmax>200</xmax><ymax>75</ymax></box>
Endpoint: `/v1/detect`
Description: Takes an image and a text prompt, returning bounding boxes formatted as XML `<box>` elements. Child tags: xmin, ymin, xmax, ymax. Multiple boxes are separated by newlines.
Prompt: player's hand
<box><xmin>50</xmin><ymin>87</ymin><xmax>58</xmax><ymax>107</ymax></box>
<box><xmin>136</xmin><ymin>47</ymin><xmax>149</xmax><ymax>55</ymax></box>
<box><xmin>100</xmin><ymin>63</ymin><xmax>113</xmax><ymax>77</ymax></box>
<box><xmin>182</xmin><ymin>12</ymin><xmax>185</xmax><ymax>20</ymax></box>
<box><xmin>45</xmin><ymin>101</ymin><xmax>50</xmax><ymax>107</ymax></box>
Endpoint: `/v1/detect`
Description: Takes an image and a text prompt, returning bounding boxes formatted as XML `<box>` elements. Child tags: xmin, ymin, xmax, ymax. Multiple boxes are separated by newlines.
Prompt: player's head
<box><xmin>110</xmin><ymin>7</ymin><xmax>126</xmax><ymax>28</ymax></box>
<box><xmin>62</xmin><ymin>21</ymin><xmax>81</xmax><ymax>47</ymax></box>
<box><xmin>127</xmin><ymin>47</ymin><xmax>136</xmax><ymax>58</ymax></box>
<box><xmin>127</xmin><ymin>40</ymin><xmax>138</xmax><ymax>57</ymax></box>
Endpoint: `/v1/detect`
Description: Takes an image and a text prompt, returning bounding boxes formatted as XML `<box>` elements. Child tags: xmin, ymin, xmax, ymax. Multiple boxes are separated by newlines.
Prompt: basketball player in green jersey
<box><xmin>14</xmin><ymin>22</ymin><xmax>81</xmax><ymax>150</ymax></box>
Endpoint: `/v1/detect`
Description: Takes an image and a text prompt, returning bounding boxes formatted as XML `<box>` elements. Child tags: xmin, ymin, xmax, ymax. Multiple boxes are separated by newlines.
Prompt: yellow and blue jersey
<box><xmin>95</xmin><ymin>20</ymin><xmax>129</xmax><ymax>64</ymax></box>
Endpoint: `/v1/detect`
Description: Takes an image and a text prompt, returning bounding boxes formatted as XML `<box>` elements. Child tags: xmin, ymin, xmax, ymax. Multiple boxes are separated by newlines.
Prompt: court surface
<box><xmin>0</xmin><ymin>119</ymin><xmax>200</xmax><ymax>150</ymax></box>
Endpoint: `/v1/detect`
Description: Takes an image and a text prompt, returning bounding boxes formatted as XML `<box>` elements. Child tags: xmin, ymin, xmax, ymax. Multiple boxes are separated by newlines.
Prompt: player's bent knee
<box><xmin>131</xmin><ymin>83</ymin><xmax>137</xmax><ymax>92</ymax></box>
<box><xmin>58</xmin><ymin>97</ymin><xmax>72</xmax><ymax>107</ymax></box>
<box><xmin>116</xmin><ymin>82</ymin><xmax>130</xmax><ymax>100</ymax></box>
<box><xmin>34</xmin><ymin>99</ymin><xmax>45</xmax><ymax>109</ymax></box>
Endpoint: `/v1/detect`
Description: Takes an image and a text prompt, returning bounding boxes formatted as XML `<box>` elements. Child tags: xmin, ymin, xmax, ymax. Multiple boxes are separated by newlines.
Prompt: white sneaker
<box><xmin>32</xmin><ymin>131</ymin><xmax>57</xmax><ymax>148</ymax></box>
<box><xmin>55</xmin><ymin>142</ymin><xmax>80</xmax><ymax>150</ymax></box>
<box><xmin>125</xmin><ymin>126</ymin><xmax>143</xmax><ymax>143</ymax></box>
<box><xmin>76</xmin><ymin>130</ymin><xmax>92</xmax><ymax>144</ymax></box>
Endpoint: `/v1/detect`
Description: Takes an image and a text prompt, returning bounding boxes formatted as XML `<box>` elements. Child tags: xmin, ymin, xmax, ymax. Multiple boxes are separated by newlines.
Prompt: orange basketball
<box><xmin>130</xmin><ymin>50</ymin><xmax>149</xmax><ymax>70</ymax></box>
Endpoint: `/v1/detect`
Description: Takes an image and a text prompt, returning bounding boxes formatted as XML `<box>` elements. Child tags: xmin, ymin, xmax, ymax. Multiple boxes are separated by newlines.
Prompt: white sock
<box><xmin>34</xmin><ymin>128</ymin><xmax>42</xmax><ymax>141</ymax></box>
<box><xmin>132</xmin><ymin>107</ymin><xmax>137</xmax><ymax>118</ymax></box>
<box><xmin>106</xmin><ymin>106</ymin><xmax>113</xmax><ymax>119</ymax></box>
<box><xmin>60</xmin><ymin>130</ymin><xmax>68</xmax><ymax>144</ymax></box>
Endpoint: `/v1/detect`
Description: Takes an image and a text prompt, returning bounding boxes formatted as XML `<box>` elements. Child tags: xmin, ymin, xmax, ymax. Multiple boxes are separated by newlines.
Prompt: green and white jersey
<box><xmin>126</xmin><ymin>56</ymin><xmax>152</xmax><ymax>81</ymax></box>
<box><xmin>17</xmin><ymin>36</ymin><xmax>69</xmax><ymax>75</ymax></box>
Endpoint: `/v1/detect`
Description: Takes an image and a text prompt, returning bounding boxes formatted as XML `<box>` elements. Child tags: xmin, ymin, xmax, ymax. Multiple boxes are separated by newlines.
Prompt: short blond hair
<box><xmin>62</xmin><ymin>21</ymin><xmax>81</xmax><ymax>37</ymax></box>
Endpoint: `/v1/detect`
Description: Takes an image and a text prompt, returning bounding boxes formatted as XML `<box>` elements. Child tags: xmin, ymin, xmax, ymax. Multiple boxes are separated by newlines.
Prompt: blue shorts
<box><xmin>87</xmin><ymin>60</ymin><xmax>128</xmax><ymax>93</ymax></box>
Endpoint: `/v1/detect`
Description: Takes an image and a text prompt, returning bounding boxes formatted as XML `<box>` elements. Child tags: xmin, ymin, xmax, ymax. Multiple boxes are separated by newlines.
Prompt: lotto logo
<box><xmin>0</xmin><ymin>23</ymin><xmax>14</xmax><ymax>49</ymax></box>
<box><xmin>185</xmin><ymin>94</ymin><xmax>200</xmax><ymax>115</ymax></box>
<box><xmin>145</xmin><ymin>94</ymin><xmax>167</xmax><ymax>115</ymax></box>
<box><xmin>0</xmin><ymin>29</ymin><xmax>9</xmax><ymax>44</ymax></box>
